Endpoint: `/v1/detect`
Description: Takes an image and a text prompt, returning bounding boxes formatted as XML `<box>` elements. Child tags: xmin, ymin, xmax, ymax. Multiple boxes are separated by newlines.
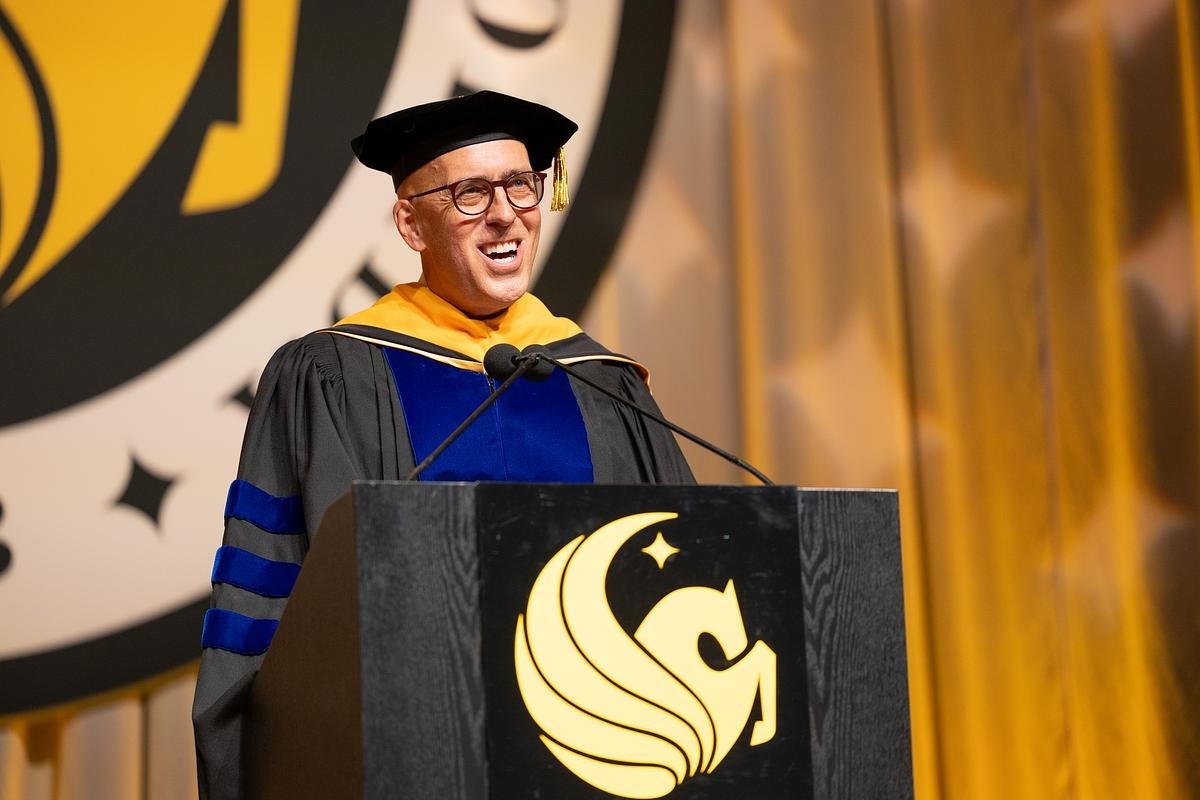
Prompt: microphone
<box><xmin>514</xmin><ymin>346</ymin><xmax>776</xmax><ymax>486</ymax></box>
<box><xmin>404</xmin><ymin>344</ymin><xmax>535</xmax><ymax>481</ymax></box>
<box><xmin>514</xmin><ymin>344</ymin><xmax>555</xmax><ymax>380</ymax></box>
<box><xmin>484</xmin><ymin>343</ymin><xmax>553</xmax><ymax>382</ymax></box>
<box><xmin>482</xmin><ymin>343</ymin><xmax>521</xmax><ymax>381</ymax></box>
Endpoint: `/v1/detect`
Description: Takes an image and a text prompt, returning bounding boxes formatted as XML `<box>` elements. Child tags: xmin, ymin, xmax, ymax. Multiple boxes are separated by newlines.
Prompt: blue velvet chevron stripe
<box><xmin>200</xmin><ymin>609</ymin><xmax>279</xmax><ymax>656</ymax></box>
<box><xmin>384</xmin><ymin>348</ymin><xmax>592</xmax><ymax>482</ymax></box>
<box><xmin>210</xmin><ymin>546</ymin><xmax>300</xmax><ymax>598</ymax></box>
<box><xmin>224</xmin><ymin>479</ymin><xmax>305</xmax><ymax>534</ymax></box>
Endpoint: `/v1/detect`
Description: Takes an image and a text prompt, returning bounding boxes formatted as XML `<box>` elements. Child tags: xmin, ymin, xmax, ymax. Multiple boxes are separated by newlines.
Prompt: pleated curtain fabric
<box><xmin>713</xmin><ymin>0</ymin><xmax>1200</xmax><ymax>798</ymax></box>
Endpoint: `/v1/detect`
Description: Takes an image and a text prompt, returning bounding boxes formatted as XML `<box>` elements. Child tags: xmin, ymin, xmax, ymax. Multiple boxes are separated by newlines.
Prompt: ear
<box><xmin>393</xmin><ymin>197</ymin><xmax>426</xmax><ymax>252</ymax></box>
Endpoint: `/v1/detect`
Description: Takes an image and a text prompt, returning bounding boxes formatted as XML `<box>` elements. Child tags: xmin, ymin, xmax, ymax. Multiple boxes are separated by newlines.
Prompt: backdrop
<box><xmin>2</xmin><ymin>1</ymin><xmax>1198</xmax><ymax>799</ymax></box>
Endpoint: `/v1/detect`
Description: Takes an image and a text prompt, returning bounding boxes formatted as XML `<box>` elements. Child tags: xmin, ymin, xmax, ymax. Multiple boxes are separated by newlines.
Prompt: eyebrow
<box><xmin>442</xmin><ymin>168</ymin><xmax>529</xmax><ymax>183</ymax></box>
<box><xmin>441</xmin><ymin>168</ymin><xmax>532</xmax><ymax>187</ymax></box>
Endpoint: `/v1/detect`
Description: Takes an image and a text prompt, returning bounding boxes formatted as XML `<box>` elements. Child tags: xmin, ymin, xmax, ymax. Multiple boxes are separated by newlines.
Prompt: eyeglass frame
<box><xmin>404</xmin><ymin>170</ymin><xmax>548</xmax><ymax>215</ymax></box>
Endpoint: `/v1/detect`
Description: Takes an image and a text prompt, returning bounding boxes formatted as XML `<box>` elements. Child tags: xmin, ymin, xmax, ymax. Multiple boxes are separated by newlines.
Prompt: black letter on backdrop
<box><xmin>470</xmin><ymin>0</ymin><xmax>563</xmax><ymax>48</ymax></box>
<box><xmin>330</xmin><ymin>261</ymin><xmax>394</xmax><ymax>325</ymax></box>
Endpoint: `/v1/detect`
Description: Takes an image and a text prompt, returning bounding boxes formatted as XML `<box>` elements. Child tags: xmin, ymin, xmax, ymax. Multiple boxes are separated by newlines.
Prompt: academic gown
<box><xmin>191</xmin><ymin>284</ymin><xmax>694</xmax><ymax>799</ymax></box>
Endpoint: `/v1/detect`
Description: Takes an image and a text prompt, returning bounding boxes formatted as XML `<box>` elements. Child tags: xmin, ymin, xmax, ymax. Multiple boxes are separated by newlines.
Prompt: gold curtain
<box><xmin>719</xmin><ymin>0</ymin><xmax>1200</xmax><ymax>797</ymax></box>
<box><xmin>0</xmin><ymin>669</ymin><xmax>197</xmax><ymax>799</ymax></box>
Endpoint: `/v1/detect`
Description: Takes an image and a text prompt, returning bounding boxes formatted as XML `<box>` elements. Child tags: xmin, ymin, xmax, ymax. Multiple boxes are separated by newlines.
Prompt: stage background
<box><xmin>2</xmin><ymin>1</ymin><xmax>1199</xmax><ymax>798</ymax></box>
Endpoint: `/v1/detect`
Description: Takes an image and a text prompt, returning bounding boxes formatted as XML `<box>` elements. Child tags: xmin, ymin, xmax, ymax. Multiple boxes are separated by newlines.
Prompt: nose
<box><xmin>485</xmin><ymin>185</ymin><xmax>517</xmax><ymax>224</ymax></box>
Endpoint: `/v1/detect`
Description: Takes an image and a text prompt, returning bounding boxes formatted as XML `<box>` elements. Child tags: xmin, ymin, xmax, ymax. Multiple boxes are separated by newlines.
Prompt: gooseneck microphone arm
<box><xmin>404</xmin><ymin>348</ymin><xmax>533</xmax><ymax>481</ymax></box>
<box><xmin>518</xmin><ymin>348</ymin><xmax>776</xmax><ymax>487</ymax></box>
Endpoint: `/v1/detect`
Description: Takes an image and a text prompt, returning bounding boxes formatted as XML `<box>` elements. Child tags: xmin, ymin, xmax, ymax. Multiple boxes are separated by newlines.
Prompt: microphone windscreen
<box><xmin>484</xmin><ymin>343</ymin><xmax>521</xmax><ymax>380</ymax></box>
<box><xmin>521</xmin><ymin>344</ymin><xmax>556</xmax><ymax>381</ymax></box>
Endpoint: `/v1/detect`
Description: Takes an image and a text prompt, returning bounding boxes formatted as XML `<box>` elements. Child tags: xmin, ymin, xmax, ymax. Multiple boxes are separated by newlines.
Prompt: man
<box><xmin>191</xmin><ymin>90</ymin><xmax>693</xmax><ymax>798</ymax></box>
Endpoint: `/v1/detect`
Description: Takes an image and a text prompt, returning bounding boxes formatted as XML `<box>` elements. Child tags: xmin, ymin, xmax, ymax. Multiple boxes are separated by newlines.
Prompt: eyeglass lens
<box><xmin>453</xmin><ymin>172</ymin><xmax>543</xmax><ymax>214</ymax></box>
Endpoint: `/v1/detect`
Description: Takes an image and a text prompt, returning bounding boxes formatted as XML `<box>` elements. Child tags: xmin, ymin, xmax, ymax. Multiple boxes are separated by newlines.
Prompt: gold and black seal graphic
<box><xmin>0</xmin><ymin>0</ymin><xmax>405</xmax><ymax>426</ymax></box>
<box><xmin>0</xmin><ymin>1</ymin><xmax>677</xmax><ymax>429</ymax></box>
<box><xmin>515</xmin><ymin>512</ymin><xmax>777</xmax><ymax>798</ymax></box>
<box><xmin>0</xmin><ymin>6</ymin><xmax>56</xmax><ymax>309</ymax></box>
<box><xmin>0</xmin><ymin>2</ymin><xmax>681</xmax><ymax>720</ymax></box>
<box><xmin>0</xmin><ymin>0</ymin><xmax>406</xmax><ymax>713</ymax></box>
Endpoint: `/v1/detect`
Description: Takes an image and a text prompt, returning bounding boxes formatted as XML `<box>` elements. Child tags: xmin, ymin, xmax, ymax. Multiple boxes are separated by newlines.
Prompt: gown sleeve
<box><xmin>190</xmin><ymin>333</ymin><xmax>387</xmax><ymax>800</ymax></box>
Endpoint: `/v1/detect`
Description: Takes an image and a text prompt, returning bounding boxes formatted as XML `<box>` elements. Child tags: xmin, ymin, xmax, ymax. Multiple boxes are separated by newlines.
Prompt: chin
<box><xmin>484</xmin><ymin>288</ymin><xmax>528</xmax><ymax>314</ymax></box>
<box><xmin>483</xmin><ymin>272</ymin><xmax>530</xmax><ymax>305</ymax></box>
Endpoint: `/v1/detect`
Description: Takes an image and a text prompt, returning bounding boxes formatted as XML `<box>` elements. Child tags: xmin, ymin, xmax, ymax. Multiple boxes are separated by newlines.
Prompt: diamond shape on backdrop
<box><xmin>229</xmin><ymin>382</ymin><xmax>256</xmax><ymax>411</ymax></box>
<box><xmin>1060</xmin><ymin>482</ymin><xmax>1188</xmax><ymax>627</ymax></box>
<box><xmin>900</xmin><ymin>153</ymin><xmax>1009</xmax><ymax>289</ymax></box>
<box><xmin>1051</xmin><ymin>0</ymin><xmax>1173</xmax><ymax>55</ymax></box>
<box><xmin>731</xmin><ymin>0</ymin><xmax>811</xmax><ymax>94</ymax></box>
<box><xmin>1125</xmin><ymin>205</ymin><xmax>1196</xmax><ymax>341</ymax></box>
<box><xmin>114</xmin><ymin>456</ymin><xmax>175</xmax><ymax>529</ymax></box>
<box><xmin>768</xmin><ymin>310</ymin><xmax>915</xmax><ymax>485</ymax></box>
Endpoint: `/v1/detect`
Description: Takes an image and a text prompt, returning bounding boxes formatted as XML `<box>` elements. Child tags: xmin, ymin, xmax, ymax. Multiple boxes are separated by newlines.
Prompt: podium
<box><xmin>248</xmin><ymin>482</ymin><xmax>912</xmax><ymax>799</ymax></box>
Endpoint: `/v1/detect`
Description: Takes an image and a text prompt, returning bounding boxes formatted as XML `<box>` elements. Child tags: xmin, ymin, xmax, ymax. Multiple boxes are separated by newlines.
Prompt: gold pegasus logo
<box><xmin>514</xmin><ymin>512</ymin><xmax>778</xmax><ymax>798</ymax></box>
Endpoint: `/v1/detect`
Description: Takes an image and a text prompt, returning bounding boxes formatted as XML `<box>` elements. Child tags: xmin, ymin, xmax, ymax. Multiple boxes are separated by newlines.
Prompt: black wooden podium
<box><xmin>247</xmin><ymin>482</ymin><xmax>911</xmax><ymax>799</ymax></box>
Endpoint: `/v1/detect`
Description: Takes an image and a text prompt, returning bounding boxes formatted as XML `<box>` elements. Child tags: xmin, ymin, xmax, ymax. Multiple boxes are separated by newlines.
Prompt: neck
<box><xmin>420</xmin><ymin>277</ymin><xmax>517</xmax><ymax>321</ymax></box>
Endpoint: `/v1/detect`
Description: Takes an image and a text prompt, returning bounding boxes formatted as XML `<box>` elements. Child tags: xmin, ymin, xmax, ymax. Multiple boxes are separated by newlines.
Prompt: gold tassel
<box><xmin>550</xmin><ymin>146</ymin><xmax>570</xmax><ymax>211</ymax></box>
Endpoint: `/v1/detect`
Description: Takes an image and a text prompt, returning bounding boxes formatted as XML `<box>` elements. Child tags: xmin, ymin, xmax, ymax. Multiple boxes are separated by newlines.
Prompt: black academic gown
<box><xmin>191</xmin><ymin>324</ymin><xmax>693</xmax><ymax>799</ymax></box>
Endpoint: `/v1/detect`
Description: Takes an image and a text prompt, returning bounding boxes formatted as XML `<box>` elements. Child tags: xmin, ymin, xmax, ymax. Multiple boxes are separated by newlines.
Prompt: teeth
<box><xmin>483</xmin><ymin>240</ymin><xmax>518</xmax><ymax>256</ymax></box>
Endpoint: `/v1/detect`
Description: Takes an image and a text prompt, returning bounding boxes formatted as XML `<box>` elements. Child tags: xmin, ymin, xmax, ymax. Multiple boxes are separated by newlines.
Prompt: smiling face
<box><xmin>393</xmin><ymin>138</ymin><xmax>541</xmax><ymax>318</ymax></box>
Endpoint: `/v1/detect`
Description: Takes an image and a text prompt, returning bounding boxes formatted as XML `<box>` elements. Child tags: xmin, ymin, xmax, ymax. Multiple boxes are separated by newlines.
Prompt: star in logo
<box><xmin>641</xmin><ymin>532</ymin><xmax>679</xmax><ymax>568</ymax></box>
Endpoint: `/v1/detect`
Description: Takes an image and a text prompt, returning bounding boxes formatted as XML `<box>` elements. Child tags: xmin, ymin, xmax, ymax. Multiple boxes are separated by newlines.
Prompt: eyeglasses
<box><xmin>406</xmin><ymin>171</ymin><xmax>547</xmax><ymax>215</ymax></box>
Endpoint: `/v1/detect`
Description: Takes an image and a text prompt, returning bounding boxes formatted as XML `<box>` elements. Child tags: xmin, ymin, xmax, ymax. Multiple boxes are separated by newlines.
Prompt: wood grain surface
<box><xmin>799</xmin><ymin>489</ymin><xmax>912</xmax><ymax>799</ymax></box>
<box><xmin>356</xmin><ymin>482</ymin><xmax>488</xmax><ymax>800</ymax></box>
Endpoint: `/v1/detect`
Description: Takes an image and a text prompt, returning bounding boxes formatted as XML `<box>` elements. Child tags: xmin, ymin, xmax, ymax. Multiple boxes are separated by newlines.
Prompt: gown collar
<box><xmin>335</xmin><ymin>282</ymin><xmax>582</xmax><ymax>362</ymax></box>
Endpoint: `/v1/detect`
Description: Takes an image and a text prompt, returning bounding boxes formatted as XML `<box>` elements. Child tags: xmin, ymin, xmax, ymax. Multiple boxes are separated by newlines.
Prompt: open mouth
<box><xmin>480</xmin><ymin>239</ymin><xmax>520</xmax><ymax>266</ymax></box>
